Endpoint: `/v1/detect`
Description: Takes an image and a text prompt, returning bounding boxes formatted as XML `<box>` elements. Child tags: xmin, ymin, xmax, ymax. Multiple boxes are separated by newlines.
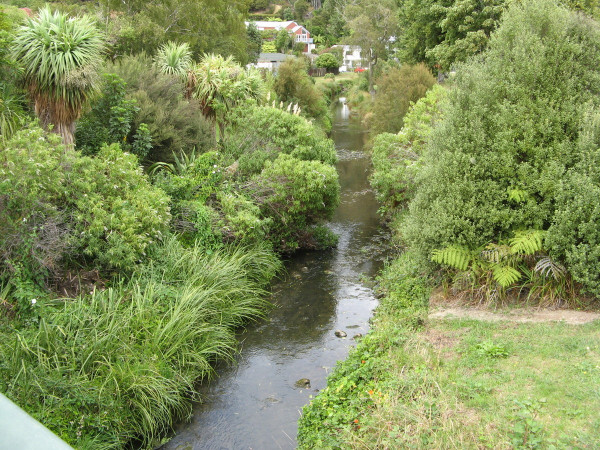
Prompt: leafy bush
<box><xmin>252</xmin><ymin>154</ymin><xmax>340</xmax><ymax>251</ymax></box>
<box><xmin>371</xmin><ymin>64</ymin><xmax>436</xmax><ymax>135</ymax></box>
<box><xmin>76</xmin><ymin>73</ymin><xmax>154</xmax><ymax>159</ymax></box>
<box><xmin>315</xmin><ymin>52</ymin><xmax>340</xmax><ymax>71</ymax></box>
<box><xmin>0</xmin><ymin>126</ymin><xmax>170</xmax><ymax>282</ymax></box>
<box><xmin>370</xmin><ymin>84</ymin><xmax>447</xmax><ymax>216</ymax></box>
<box><xmin>108</xmin><ymin>54</ymin><xmax>214</xmax><ymax>163</ymax></box>
<box><xmin>273</xmin><ymin>57</ymin><xmax>331</xmax><ymax>128</ymax></box>
<box><xmin>223</xmin><ymin>105</ymin><xmax>336</xmax><ymax>177</ymax></box>
<box><xmin>400</xmin><ymin>0</ymin><xmax>600</xmax><ymax>274</ymax></box>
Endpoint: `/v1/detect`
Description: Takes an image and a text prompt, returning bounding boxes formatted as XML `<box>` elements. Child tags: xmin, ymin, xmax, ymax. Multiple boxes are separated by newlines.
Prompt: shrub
<box><xmin>371</xmin><ymin>64</ymin><xmax>436</xmax><ymax>135</ymax></box>
<box><xmin>370</xmin><ymin>84</ymin><xmax>447</xmax><ymax>216</ymax></box>
<box><xmin>223</xmin><ymin>105</ymin><xmax>336</xmax><ymax>177</ymax></box>
<box><xmin>0</xmin><ymin>126</ymin><xmax>171</xmax><ymax>281</ymax></box>
<box><xmin>400</xmin><ymin>0</ymin><xmax>600</xmax><ymax>272</ymax></box>
<box><xmin>252</xmin><ymin>154</ymin><xmax>340</xmax><ymax>251</ymax></box>
<box><xmin>108</xmin><ymin>54</ymin><xmax>214</xmax><ymax>163</ymax></box>
<box><xmin>273</xmin><ymin>57</ymin><xmax>331</xmax><ymax>128</ymax></box>
<box><xmin>76</xmin><ymin>73</ymin><xmax>153</xmax><ymax>159</ymax></box>
<box><xmin>315</xmin><ymin>52</ymin><xmax>340</xmax><ymax>71</ymax></box>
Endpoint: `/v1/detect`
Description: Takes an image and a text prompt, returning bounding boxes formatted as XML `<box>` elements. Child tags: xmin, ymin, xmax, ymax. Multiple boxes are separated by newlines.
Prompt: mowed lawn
<box><xmin>349</xmin><ymin>316</ymin><xmax>600</xmax><ymax>449</ymax></box>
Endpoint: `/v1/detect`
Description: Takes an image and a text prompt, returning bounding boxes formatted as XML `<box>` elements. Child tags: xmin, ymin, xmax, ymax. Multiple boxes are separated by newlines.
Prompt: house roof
<box><xmin>257</xmin><ymin>53</ymin><xmax>290</xmax><ymax>63</ymax></box>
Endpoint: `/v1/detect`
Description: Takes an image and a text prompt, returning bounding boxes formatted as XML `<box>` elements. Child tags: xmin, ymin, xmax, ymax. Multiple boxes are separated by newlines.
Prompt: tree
<box><xmin>154</xmin><ymin>41</ymin><xmax>193</xmax><ymax>80</ymax></box>
<box><xmin>273</xmin><ymin>57</ymin><xmax>330</xmax><ymax>127</ymax></box>
<box><xmin>344</xmin><ymin>0</ymin><xmax>399</xmax><ymax>93</ymax></box>
<box><xmin>371</xmin><ymin>64</ymin><xmax>436</xmax><ymax>135</ymax></box>
<box><xmin>427</xmin><ymin>0</ymin><xmax>506</xmax><ymax>70</ymax></box>
<box><xmin>400</xmin><ymin>0</ymin><xmax>600</xmax><ymax>277</ymax></box>
<box><xmin>315</xmin><ymin>52</ymin><xmax>340</xmax><ymax>71</ymax></box>
<box><xmin>246</xmin><ymin>22</ymin><xmax>263</xmax><ymax>63</ymax></box>
<box><xmin>12</xmin><ymin>7</ymin><xmax>104</xmax><ymax>146</ymax></box>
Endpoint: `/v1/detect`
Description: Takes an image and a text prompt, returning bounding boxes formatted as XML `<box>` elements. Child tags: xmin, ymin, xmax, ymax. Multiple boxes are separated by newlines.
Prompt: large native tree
<box><xmin>12</xmin><ymin>7</ymin><xmax>104</xmax><ymax>146</ymax></box>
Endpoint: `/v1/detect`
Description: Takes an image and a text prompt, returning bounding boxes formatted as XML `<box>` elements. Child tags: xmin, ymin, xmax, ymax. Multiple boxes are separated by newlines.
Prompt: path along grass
<box><xmin>298</xmin><ymin>254</ymin><xmax>600</xmax><ymax>449</ymax></box>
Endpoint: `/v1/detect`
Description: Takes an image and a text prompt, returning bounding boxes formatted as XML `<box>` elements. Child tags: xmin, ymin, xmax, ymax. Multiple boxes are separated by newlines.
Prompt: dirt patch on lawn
<box><xmin>429</xmin><ymin>306</ymin><xmax>600</xmax><ymax>324</ymax></box>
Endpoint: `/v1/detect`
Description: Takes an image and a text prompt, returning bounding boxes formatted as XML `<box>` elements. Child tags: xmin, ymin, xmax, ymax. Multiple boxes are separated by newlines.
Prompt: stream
<box><xmin>164</xmin><ymin>99</ymin><xmax>387</xmax><ymax>450</ymax></box>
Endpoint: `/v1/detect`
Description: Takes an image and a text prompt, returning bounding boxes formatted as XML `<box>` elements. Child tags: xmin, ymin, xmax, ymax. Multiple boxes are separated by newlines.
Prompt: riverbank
<box><xmin>297</xmin><ymin>253</ymin><xmax>600</xmax><ymax>448</ymax></box>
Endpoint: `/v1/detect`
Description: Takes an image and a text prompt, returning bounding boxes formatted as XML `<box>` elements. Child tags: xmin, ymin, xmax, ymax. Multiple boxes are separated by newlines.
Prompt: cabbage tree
<box><xmin>12</xmin><ymin>7</ymin><xmax>104</xmax><ymax>146</ymax></box>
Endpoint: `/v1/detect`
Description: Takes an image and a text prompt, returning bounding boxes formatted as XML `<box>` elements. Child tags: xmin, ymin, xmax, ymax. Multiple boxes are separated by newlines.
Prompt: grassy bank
<box><xmin>298</xmin><ymin>254</ymin><xmax>600</xmax><ymax>448</ymax></box>
<box><xmin>0</xmin><ymin>239</ymin><xmax>280</xmax><ymax>449</ymax></box>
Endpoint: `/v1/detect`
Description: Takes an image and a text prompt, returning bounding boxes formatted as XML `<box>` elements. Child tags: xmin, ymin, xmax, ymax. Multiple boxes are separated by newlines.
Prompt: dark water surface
<box><xmin>164</xmin><ymin>100</ymin><xmax>387</xmax><ymax>450</ymax></box>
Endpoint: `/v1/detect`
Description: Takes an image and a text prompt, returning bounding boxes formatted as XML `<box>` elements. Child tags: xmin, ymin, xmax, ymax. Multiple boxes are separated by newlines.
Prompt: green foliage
<box><xmin>315</xmin><ymin>52</ymin><xmax>340</xmax><ymax>70</ymax></box>
<box><xmin>217</xmin><ymin>192</ymin><xmax>272</xmax><ymax>245</ymax></box>
<box><xmin>370</xmin><ymin>84</ymin><xmax>447</xmax><ymax>215</ymax></box>
<box><xmin>108</xmin><ymin>54</ymin><xmax>214</xmax><ymax>163</ymax></box>
<box><xmin>275</xmin><ymin>28</ymin><xmax>292</xmax><ymax>52</ymax></box>
<box><xmin>431</xmin><ymin>246</ymin><xmax>473</xmax><ymax>271</ymax></box>
<box><xmin>371</xmin><ymin>64</ymin><xmax>436</xmax><ymax>135</ymax></box>
<box><xmin>154</xmin><ymin>41</ymin><xmax>192</xmax><ymax>79</ymax></box>
<box><xmin>190</xmin><ymin>53</ymin><xmax>266</xmax><ymax>122</ymax></box>
<box><xmin>76</xmin><ymin>73</ymin><xmax>153</xmax><ymax>158</ymax></box>
<box><xmin>0</xmin><ymin>126</ymin><xmax>170</xmax><ymax>277</ymax></box>
<box><xmin>344</xmin><ymin>0</ymin><xmax>399</xmax><ymax>91</ymax></box>
<box><xmin>11</xmin><ymin>7</ymin><xmax>104</xmax><ymax>145</ymax></box>
<box><xmin>105</xmin><ymin>0</ymin><xmax>251</xmax><ymax>63</ymax></box>
<box><xmin>223</xmin><ymin>105</ymin><xmax>336</xmax><ymax>177</ymax></box>
<box><xmin>0</xmin><ymin>237</ymin><xmax>280</xmax><ymax>447</ymax></box>
<box><xmin>273</xmin><ymin>57</ymin><xmax>331</xmax><ymax>127</ymax></box>
<box><xmin>475</xmin><ymin>341</ymin><xmax>509</xmax><ymax>358</ymax></box>
<box><xmin>401</xmin><ymin>0</ymin><xmax>600</xmax><ymax>276</ymax></box>
<box><xmin>427</xmin><ymin>0</ymin><xmax>506</xmax><ymax>70</ymax></box>
<box><xmin>246</xmin><ymin>22</ymin><xmax>263</xmax><ymax>64</ymax></box>
<box><xmin>253</xmin><ymin>154</ymin><xmax>340</xmax><ymax>252</ymax></box>
<box><xmin>0</xmin><ymin>8</ymin><xmax>26</xmax><ymax>141</ymax></box>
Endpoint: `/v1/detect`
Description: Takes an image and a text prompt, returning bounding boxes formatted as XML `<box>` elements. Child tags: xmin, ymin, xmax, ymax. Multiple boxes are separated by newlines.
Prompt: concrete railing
<box><xmin>0</xmin><ymin>393</ymin><xmax>73</xmax><ymax>449</ymax></box>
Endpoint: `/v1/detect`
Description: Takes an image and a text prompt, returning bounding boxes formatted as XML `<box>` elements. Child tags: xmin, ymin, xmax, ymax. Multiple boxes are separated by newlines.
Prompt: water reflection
<box><xmin>163</xmin><ymin>101</ymin><xmax>387</xmax><ymax>450</ymax></box>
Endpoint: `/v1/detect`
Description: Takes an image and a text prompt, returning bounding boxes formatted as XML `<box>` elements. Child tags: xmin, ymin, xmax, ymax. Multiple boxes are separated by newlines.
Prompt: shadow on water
<box><xmin>163</xmin><ymin>99</ymin><xmax>388</xmax><ymax>450</ymax></box>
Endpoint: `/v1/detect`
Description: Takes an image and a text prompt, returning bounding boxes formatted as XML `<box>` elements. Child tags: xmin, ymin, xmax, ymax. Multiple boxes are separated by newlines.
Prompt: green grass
<box><xmin>298</xmin><ymin>253</ymin><xmax>600</xmax><ymax>449</ymax></box>
<box><xmin>0</xmin><ymin>237</ymin><xmax>281</xmax><ymax>449</ymax></box>
<box><xmin>313</xmin><ymin>72</ymin><xmax>359</xmax><ymax>89</ymax></box>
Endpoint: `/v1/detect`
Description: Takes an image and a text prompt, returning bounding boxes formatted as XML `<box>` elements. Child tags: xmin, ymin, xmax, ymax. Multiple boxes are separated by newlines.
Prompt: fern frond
<box><xmin>509</xmin><ymin>230</ymin><xmax>546</xmax><ymax>255</ymax></box>
<box><xmin>534</xmin><ymin>256</ymin><xmax>566</xmax><ymax>280</ymax></box>
<box><xmin>492</xmin><ymin>264</ymin><xmax>521</xmax><ymax>288</ymax></box>
<box><xmin>507</xmin><ymin>188</ymin><xmax>528</xmax><ymax>203</ymax></box>
<box><xmin>481</xmin><ymin>243</ymin><xmax>511</xmax><ymax>263</ymax></box>
<box><xmin>431</xmin><ymin>246</ymin><xmax>472</xmax><ymax>271</ymax></box>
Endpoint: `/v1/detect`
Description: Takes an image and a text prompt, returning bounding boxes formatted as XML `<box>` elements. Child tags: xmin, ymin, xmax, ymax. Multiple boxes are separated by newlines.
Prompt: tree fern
<box><xmin>509</xmin><ymin>229</ymin><xmax>546</xmax><ymax>255</ymax></box>
<box><xmin>534</xmin><ymin>256</ymin><xmax>566</xmax><ymax>280</ymax></box>
<box><xmin>431</xmin><ymin>246</ymin><xmax>472</xmax><ymax>271</ymax></box>
<box><xmin>492</xmin><ymin>264</ymin><xmax>521</xmax><ymax>288</ymax></box>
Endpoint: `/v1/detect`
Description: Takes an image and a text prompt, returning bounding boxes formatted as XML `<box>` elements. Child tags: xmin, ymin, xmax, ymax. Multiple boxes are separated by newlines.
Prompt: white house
<box><xmin>245</xmin><ymin>21</ymin><xmax>316</xmax><ymax>54</ymax></box>
<box><xmin>332</xmin><ymin>45</ymin><xmax>363</xmax><ymax>72</ymax></box>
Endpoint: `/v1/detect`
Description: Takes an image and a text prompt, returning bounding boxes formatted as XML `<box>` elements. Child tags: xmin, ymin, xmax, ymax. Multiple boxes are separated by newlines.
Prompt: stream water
<box><xmin>164</xmin><ymin>100</ymin><xmax>387</xmax><ymax>450</ymax></box>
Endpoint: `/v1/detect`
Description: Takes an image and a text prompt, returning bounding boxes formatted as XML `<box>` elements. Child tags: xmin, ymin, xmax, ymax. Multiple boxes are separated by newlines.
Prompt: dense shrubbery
<box><xmin>273</xmin><ymin>57</ymin><xmax>331</xmax><ymax>129</ymax></box>
<box><xmin>224</xmin><ymin>105</ymin><xmax>336</xmax><ymax>174</ymax></box>
<box><xmin>108</xmin><ymin>54</ymin><xmax>214</xmax><ymax>163</ymax></box>
<box><xmin>0</xmin><ymin>126</ymin><xmax>170</xmax><ymax>290</ymax></box>
<box><xmin>373</xmin><ymin>0</ymin><xmax>600</xmax><ymax>301</ymax></box>
<box><xmin>370</xmin><ymin>84</ymin><xmax>447</xmax><ymax>217</ymax></box>
<box><xmin>0</xmin><ymin>238</ymin><xmax>280</xmax><ymax>448</ymax></box>
<box><xmin>370</xmin><ymin>64</ymin><xmax>436</xmax><ymax>135</ymax></box>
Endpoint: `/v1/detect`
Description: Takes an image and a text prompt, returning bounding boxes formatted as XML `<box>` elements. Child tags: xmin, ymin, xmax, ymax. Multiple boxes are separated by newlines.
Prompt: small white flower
<box><xmin>212</xmin><ymin>171</ymin><xmax>215</xmax><ymax>174</ymax></box>
<box><xmin>31</xmin><ymin>299</ymin><xmax>37</xmax><ymax>305</ymax></box>
<box><xmin>213</xmin><ymin>164</ymin><xmax>217</xmax><ymax>168</ymax></box>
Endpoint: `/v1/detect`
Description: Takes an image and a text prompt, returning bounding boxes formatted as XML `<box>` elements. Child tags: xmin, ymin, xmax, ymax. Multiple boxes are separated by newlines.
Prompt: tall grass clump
<box><xmin>0</xmin><ymin>237</ymin><xmax>280</xmax><ymax>448</ymax></box>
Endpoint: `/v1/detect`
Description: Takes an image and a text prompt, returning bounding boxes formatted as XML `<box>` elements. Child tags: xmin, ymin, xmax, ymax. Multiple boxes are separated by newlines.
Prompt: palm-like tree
<box><xmin>190</xmin><ymin>53</ymin><xmax>265</xmax><ymax>120</ymax></box>
<box><xmin>154</xmin><ymin>41</ymin><xmax>192</xmax><ymax>80</ymax></box>
<box><xmin>11</xmin><ymin>7</ymin><xmax>104</xmax><ymax>146</ymax></box>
